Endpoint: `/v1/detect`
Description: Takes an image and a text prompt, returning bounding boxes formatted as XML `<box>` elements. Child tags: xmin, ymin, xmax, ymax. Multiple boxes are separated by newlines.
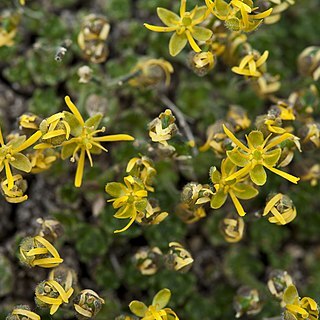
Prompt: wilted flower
<box><xmin>301</xmin><ymin>164</ymin><xmax>320</xmax><ymax>186</ymax></box>
<box><xmin>27</xmin><ymin>149</ymin><xmax>58</xmax><ymax>173</ymax></box>
<box><xmin>129</xmin><ymin>58</ymin><xmax>174</xmax><ymax>87</ymax></box>
<box><xmin>189</xmin><ymin>51</ymin><xmax>216</xmax><ymax>76</ymax></box>
<box><xmin>49</xmin><ymin>266</ymin><xmax>77</xmax><ymax>294</ymax></box>
<box><xmin>234</xmin><ymin>286</ymin><xmax>262</xmax><ymax>318</ymax></box>
<box><xmin>126</xmin><ymin>156</ymin><xmax>157</xmax><ymax>192</ymax></box>
<box><xmin>263</xmin><ymin>193</ymin><xmax>297</xmax><ymax>225</ymax></box>
<box><xmin>140</xmin><ymin>200</ymin><xmax>169</xmax><ymax>226</ymax></box>
<box><xmin>210</xmin><ymin>158</ymin><xmax>258</xmax><ymax>216</ymax></box>
<box><xmin>134</xmin><ymin>246</ymin><xmax>163</xmax><ymax>275</ymax></box>
<box><xmin>19</xmin><ymin>236</ymin><xmax>63</xmax><ymax>268</ymax></box>
<box><xmin>205</xmin><ymin>0</ymin><xmax>272</xmax><ymax>32</ymax></box>
<box><xmin>223</xmin><ymin>124</ymin><xmax>300</xmax><ymax>185</ymax></box>
<box><xmin>149</xmin><ymin>110</ymin><xmax>178</xmax><ymax>146</ymax></box>
<box><xmin>264</xmin><ymin>0</ymin><xmax>295</xmax><ymax>24</ymax></box>
<box><xmin>283</xmin><ymin>285</ymin><xmax>319</xmax><ymax>320</ymax></box>
<box><xmin>144</xmin><ymin>0</ymin><xmax>212</xmax><ymax>56</ymax></box>
<box><xmin>78</xmin><ymin>65</ymin><xmax>93</xmax><ymax>83</ymax></box>
<box><xmin>220</xmin><ymin>216</ymin><xmax>245</xmax><ymax>243</ymax></box>
<box><xmin>298</xmin><ymin>46</ymin><xmax>320</xmax><ymax>81</ymax></box>
<box><xmin>165</xmin><ymin>242</ymin><xmax>194</xmax><ymax>273</ymax></box>
<box><xmin>78</xmin><ymin>14</ymin><xmax>110</xmax><ymax>63</ymax></box>
<box><xmin>226</xmin><ymin>105</ymin><xmax>251</xmax><ymax>132</ymax></box>
<box><xmin>36</xmin><ymin>218</ymin><xmax>64</xmax><ymax>243</ymax></box>
<box><xmin>73</xmin><ymin>289</ymin><xmax>105</xmax><ymax>319</ymax></box>
<box><xmin>35</xmin><ymin>279</ymin><xmax>74</xmax><ymax>315</ymax></box>
<box><xmin>299</xmin><ymin>122</ymin><xmax>320</xmax><ymax>149</ymax></box>
<box><xmin>60</xmin><ymin>96</ymin><xmax>134</xmax><ymax>187</ymax></box>
<box><xmin>267</xmin><ymin>269</ymin><xmax>293</xmax><ymax>303</ymax></box>
<box><xmin>1</xmin><ymin>174</ymin><xmax>28</xmax><ymax>203</ymax></box>
<box><xmin>129</xmin><ymin>288</ymin><xmax>179</xmax><ymax>319</ymax></box>
<box><xmin>232</xmin><ymin>50</ymin><xmax>269</xmax><ymax>77</ymax></box>
<box><xmin>255</xmin><ymin>73</ymin><xmax>281</xmax><ymax>96</ymax></box>
<box><xmin>176</xmin><ymin>202</ymin><xmax>207</xmax><ymax>224</ymax></box>
<box><xmin>6</xmin><ymin>305</ymin><xmax>40</xmax><ymax>320</ymax></box>
<box><xmin>19</xmin><ymin>114</ymin><xmax>41</xmax><ymax>131</ymax></box>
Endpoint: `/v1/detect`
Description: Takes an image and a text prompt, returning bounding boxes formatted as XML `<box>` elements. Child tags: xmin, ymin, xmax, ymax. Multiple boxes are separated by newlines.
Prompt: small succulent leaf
<box><xmin>192</xmin><ymin>6</ymin><xmax>208</xmax><ymax>20</ymax></box>
<box><xmin>157</xmin><ymin>8</ymin><xmax>180</xmax><ymax>26</ymax></box>
<box><xmin>227</xmin><ymin>149</ymin><xmax>249</xmax><ymax>167</ymax></box>
<box><xmin>263</xmin><ymin>148</ymin><xmax>281</xmax><ymax>166</ymax></box>
<box><xmin>152</xmin><ymin>288</ymin><xmax>171</xmax><ymax>309</ymax></box>
<box><xmin>114</xmin><ymin>204</ymin><xmax>135</xmax><ymax>219</ymax></box>
<box><xmin>63</xmin><ymin>111</ymin><xmax>83</xmax><ymax>136</ymax></box>
<box><xmin>215</xmin><ymin>0</ymin><xmax>230</xmax><ymax>17</ymax></box>
<box><xmin>129</xmin><ymin>301</ymin><xmax>148</xmax><ymax>317</ymax></box>
<box><xmin>134</xmin><ymin>199</ymin><xmax>148</xmax><ymax>212</ymax></box>
<box><xmin>169</xmin><ymin>32</ymin><xmax>187</xmax><ymax>56</ymax></box>
<box><xmin>209</xmin><ymin>166</ymin><xmax>221</xmax><ymax>183</ymax></box>
<box><xmin>248</xmin><ymin>131</ymin><xmax>264</xmax><ymax>148</ymax></box>
<box><xmin>7</xmin><ymin>135</ymin><xmax>26</xmax><ymax>148</ymax></box>
<box><xmin>10</xmin><ymin>153</ymin><xmax>32</xmax><ymax>172</ymax></box>
<box><xmin>210</xmin><ymin>190</ymin><xmax>227</xmax><ymax>209</ymax></box>
<box><xmin>84</xmin><ymin>113</ymin><xmax>103</xmax><ymax>131</ymax></box>
<box><xmin>283</xmin><ymin>285</ymin><xmax>299</xmax><ymax>305</ymax></box>
<box><xmin>61</xmin><ymin>142</ymin><xmax>77</xmax><ymax>160</ymax></box>
<box><xmin>233</xmin><ymin>183</ymin><xmax>259</xmax><ymax>199</ymax></box>
<box><xmin>192</xmin><ymin>26</ymin><xmax>213</xmax><ymax>41</ymax></box>
<box><xmin>105</xmin><ymin>182</ymin><xmax>126</xmax><ymax>197</ymax></box>
<box><xmin>250</xmin><ymin>164</ymin><xmax>267</xmax><ymax>186</ymax></box>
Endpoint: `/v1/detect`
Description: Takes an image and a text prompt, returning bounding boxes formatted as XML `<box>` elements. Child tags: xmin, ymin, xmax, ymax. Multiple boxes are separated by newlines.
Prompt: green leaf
<box><xmin>215</xmin><ymin>0</ymin><xmax>230</xmax><ymax>17</ymax></box>
<box><xmin>105</xmin><ymin>182</ymin><xmax>126</xmax><ymax>197</ymax></box>
<box><xmin>250</xmin><ymin>164</ymin><xmax>267</xmax><ymax>186</ymax></box>
<box><xmin>209</xmin><ymin>166</ymin><xmax>221</xmax><ymax>183</ymax></box>
<box><xmin>157</xmin><ymin>8</ymin><xmax>180</xmax><ymax>26</ymax></box>
<box><xmin>63</xmin><ymin>111</ymin><xmax>82</xmax><ymax>136</ymax></box>
<box><xmin>169</xmin><ymin>32</ymin><xmax>187</xmax><ymax>56</ymax></box>
<box><xmin>247</xmin><ymin>131</ymin><xmax>264</xmax><ymax>148</ymax></box>
<box><xmin>263</xmin><ymin>148</ymin><xmax>281</xmax><ymax>166</ymax></box>
<box><xmin>192</xmin><ymin>6</ymin><xmax>208</xmax><ymax>20</ymax></box>
<box><xmin>152</xmin><ymin>288</ymin><xmax>171</xmax><ymax>309</ymax></box>
<box><xmin>192</xmin><ymin>26</ymin><xmax>213</xmax><ymax>42</ymax></box>
<box><xmin>61</xmin><ymin>142</ymin><xmax>77</xmax><ymax>160</ymax></box>
<box><xmin>227</xmin><ymin>149</ymin><xmax>249</xmax><ymax>167</ymax></box>
<box><xmin>84</xmin><ymin>113</ymin><xmax>103</xmax><ymax>131</ymax></box>
<box><xmin>134</xmin><ymin>199</ymin><xmax>148</xmax><ymax>212</ymax></box>
<box><xmin>129</xmin><ymin>300</ymin><xmax>148</xmax><ymax>317</ymax></box>
<box><xmin>210</xmin><ymin>190</ymin><xmax>227</xmax><ymax>209</ymax></box>
<box><xmin>10</xmin><ymin>153</ymin><xmax>32</xmax><ymax>172</ymax></box>
<box><xmin>233</xmin><ymin>183</ymin><xmax>258</xmax><ymax>200</ymax></box>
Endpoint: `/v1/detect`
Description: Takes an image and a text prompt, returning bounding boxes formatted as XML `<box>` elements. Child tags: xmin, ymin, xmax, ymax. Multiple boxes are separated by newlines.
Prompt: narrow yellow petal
<box><xmin>14</xmin><ymin>131</ymin><xmax>42</xmax><ymax>152</ymax></box>
<box><xmin>114</xmin><ymin>212</ymin><xmax>137</xmax><ymax>233</ymax></box>
<box><xmin>42</xmin><ymin>129</ymin><xmax>66</xmax><ymax>140</ymax></box>
<box><xmin>75</xmin><ymin>148</ymin><xmax>86</xmax><ymax>187</ymax></box>
<box><xmin>185</xmin><ymin>30</ymin><xmax>201</xmax><ymax>53</ymax></box>
<box><xmin>32</xmin><ymin>257</ymin><xmax>63</xmax><ymax>267</ymax></box>
<box><xmin>50</xmin><ymin>304</ymin><xmax>60</xmax><ymax>315</ymax></box>
<box><xmin>12</xmin><ymin>309</ymin><xmax>40</xmax><ymax>320</ymax></box>
<box><xmin>48</xmin><ymin>280</ymin><xmax>69</xmax><ymax>303</ymax></box>
<box><xmin>64</xmin><ymin>96</ymin><xmax>85</xmax><ymax>126</ymax></box>
<box><xmin>35</xmin><ymin>235</ymin><xmax>61</xmax><ymax>258</ymax></box>
<box><xmin>4</xmin><ymin>160</ymin><xmax>14</xmax><ymax>190</ymax></box>
<box><xmin>144</xmin><ymin>23</ymin><xmax>177</xmax><ymax>32</ymax></box>
<box><xmin>180</xmin><ymin>0</ymin><xmax>187</xmax><ymax>16</ymax></box>
<box><xmin>252</xmin><ymin>8</ymin><xmax>273</xmax><ymax>19</ymax></box>
<box><xmin>229</xmin><ymin>191</ymin><xmax>246</xmax><ymax>216</ymax></box>
<box><xmin>0</xmin><ymin>126</ymin><xmax>4</xmax><ymax>145</ymax></box>
<box><xmin>94</xmin><ymin>134</ymin><xmax>135</xmax><ymax>142</ymax></box>
<box><xmin>223</xmin><ymin>124</ymin><xmax>250</xmax><ymax>152</ymax></box>
<box><xmin>264</xmin><ymin>133</ymin><xmax>292</xmax><ymax>151</ymax></box>
<box><xmin>225</xmin><ymin>163</ymin><xmax>252</xmax><ymax>181</ymax></box>
<box><xmin>256</xmin><ymin>50</ymin><xmax>269</xmax><ymax>67</ymax></box>
<box><xmin>86</xmin><ymin>149</ymin><xmax>93</xmax><ymax>167</ymax></box>
<box><xmin>263</xmin><ymin>193</ymin><xmax>282</xmax><ymax>215</ymax></box>
<box><xmin>74</xmin><ymin>304</ymin><xmax>93</xmax><ymax>317</ymax></box>
<box><xmin>26</xmin><ymin>247</ymin><xmax>48</xmax><ymax>256</ymax></box>
<box><xmin>239</xmin><ymin>55</ymin><xmax>253</xmax><ymax>70</ymax></box>
<box><xmin>266</xmin><ymin>166</ymin><xmax>300</xmax><ymax>184</ymax></box>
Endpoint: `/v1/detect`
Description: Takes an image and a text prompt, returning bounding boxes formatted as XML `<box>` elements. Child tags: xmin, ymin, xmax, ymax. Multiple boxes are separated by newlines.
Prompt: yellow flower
<box><xmin>1</xmin><ymin>174</ymin><xmax>28</xmax><ymax>203</ymax></box>
<box><xmin>255</xmin><ymin>73</ymin><xmax>281</xmax><ymax>96</ymax></box>
<box><xmin>20</xmin><ymin>0</ymin><xmax>25</xmax><ymax>5</ymax></box>
<box><xmin>264</xmin><ymin>0</ymin><xmax>295</xmax><ymax>24</ymax></box>
<box><xmin>0</xmin><ymin>127</ymin><xmax>42</xmax><ymax>190</ymax></box>
<box><xmin>226</xmin><ymin>105</ymin><xmax>251</xmax><ymax>132</ymax></box>
<box><xmin>232</xmin><ymin>51</ymin><xmax>269</xmax><ymax>77</ymax></box>
<box><xmin>129</xmin><ymin>288</ymin><xmax>179</xmax><ymax>320</ymax></box>
<box><xmin>134</xmin><ymin>247</ymin><xmax>163</xmax><ymax>275</ymax></box>
<box><xmin>28</xmin><ymin>149</ymin><xmax>58</xmax><ymax>173</ymax></box>
<box><xmin>8</xmin><ymin>306</ymin><xmax>40</xmax><ymax>320</ymax></box>
<box><xmin>267</xmin><ymin>270</ymin><xmax>293</xmax><ymax>304</ymax></box>
<box><xmin>61</xmin><ymin>96</ymin><xmax>134</xmax><ymax>187</ymax></box>
<box><xmin>35</xmin><ymin>280</ymin><xmax>74</xmax><ymax>315</ymax></box>
<box><xmin>0</xmin><ymin>28</ymin><xmax>16</xmax><ymax>47</ymax></box>
<box><xmin>283</xmin><ymin>285</ymin><xmax>319</xmax><ymax>320</ymax></box>
<box><xmin>144</xmin><ymin>0</ymin><xmax>212</xmax><ymax>56</ymax></box>
<box><xmin>223</xmin><ymin>124</ymin><xmax>300</xmax><ymax>186</ymax></box>
<box><xmin>166</xmin><ymin>242</ymin><xmax>194</xmax><ymax>272</ymax></box>
<box><xmin>210</xmin><ymin>158</ymin><xmax>258</xmax><ymax>216</ymax></box>
<box><xmin>263</xmin><ymin>193</ymin><xmax>296</xmax><ymax>225</ymax></box>
<box><xmin>19</xmin><ymin>235</ymin><xmax>63</xmax><ymax>268</ymax></box>
<box><xmin>19</xmin><ymin>114</ymin><xmax>41</xmax><ymax>131</ymax></box>
<box><xmin>105</xmin><ymin>175</ymin><xmax>148</xmax><ymax>233</ymax></box>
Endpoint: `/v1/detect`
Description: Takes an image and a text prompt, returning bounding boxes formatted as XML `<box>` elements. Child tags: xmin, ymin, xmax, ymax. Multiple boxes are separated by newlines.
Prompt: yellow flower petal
<box><xmin>75</xmin><ymin>148</ymin><xmax>86</xmax><ymax>187</ymax></box>
<box><xmin>64</xmin><ymin>96</ymin><xmax>85</xmax><ymax>126</ymax></box>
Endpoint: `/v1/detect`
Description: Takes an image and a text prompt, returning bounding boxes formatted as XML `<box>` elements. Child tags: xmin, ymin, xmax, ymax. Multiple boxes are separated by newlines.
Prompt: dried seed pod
<box><xmin>134</xmin><ymin>246</ymin><xmax>163</xmax><ymax>275</ymax></box>
<box><xmin>78</xmin><ymin>14</ymin><xmax>110</xmax><ymax>64</ymax></box>
<box><xmin>165</xmin><ymin>242</ymin><xmax>194</xmax><ymax>273</ymax></box>
<box><xmin>73</xmin><ymin>289</ymin><xmax>105</xmax><ymax>319</ymax></box>
<box><xmin>234</xmin><ymin>287</ymin><xmax>262</xmax><ymax>318</ymax></box>
<box><xmin>263</xmin><ymin>193</ymin><xmax>297</xmax><ymax>225</ymax></box>
<box><xmin>220</xmin><ymin>216</ymin><xmax>245</xmax><ymax>243</ymax></box>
